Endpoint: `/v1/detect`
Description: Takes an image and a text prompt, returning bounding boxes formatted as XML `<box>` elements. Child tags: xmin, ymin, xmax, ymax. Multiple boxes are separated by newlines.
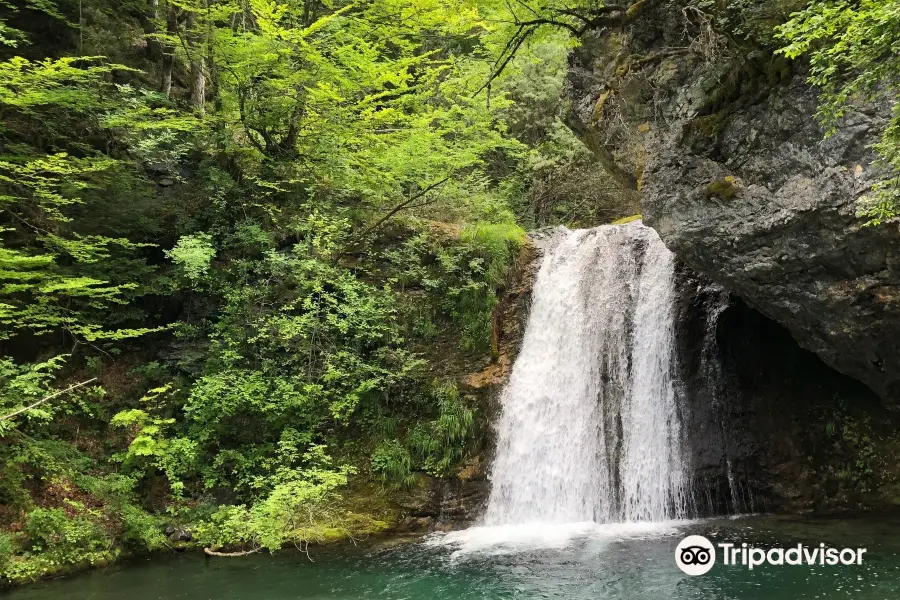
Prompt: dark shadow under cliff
<box><xmin>676</xmin><ymin>264</ymin><xmax>900</xmax><ymax>515</ymax></box>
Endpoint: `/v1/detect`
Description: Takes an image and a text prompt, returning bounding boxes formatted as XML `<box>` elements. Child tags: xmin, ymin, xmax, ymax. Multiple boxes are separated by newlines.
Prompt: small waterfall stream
<box><xmin>484</xmin><ymin>221</ymin><xmax>690</xmax><ymax>526</ymax></box>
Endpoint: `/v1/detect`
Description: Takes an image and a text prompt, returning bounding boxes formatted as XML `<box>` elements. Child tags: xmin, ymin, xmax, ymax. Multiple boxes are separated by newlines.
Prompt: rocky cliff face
<box><xmin>565</xmin><ymin>0</ymin><xmax>900</xmax><ymax>513</ymax></box>
<box><xmin>566</xmin><ymin>0</ymin><xmax>900</xmax><ymax>404</ymax></box>
<box><xmin>644</xmin><ymin>74</ymin><xmax>900</xmax><ymax>404</ymax></box>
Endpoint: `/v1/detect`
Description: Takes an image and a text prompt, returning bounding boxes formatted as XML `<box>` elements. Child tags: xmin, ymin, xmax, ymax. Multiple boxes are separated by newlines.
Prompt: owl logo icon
<box><xmin>675</xmin><ymin>535</ymin><xmax>716</xmax><ymax>576</ymax></box>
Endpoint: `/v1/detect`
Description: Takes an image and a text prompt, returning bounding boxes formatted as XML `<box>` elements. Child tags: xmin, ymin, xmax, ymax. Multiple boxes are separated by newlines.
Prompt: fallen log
<box><xmin>203</xmin><ymin>547</ymin><xmax>261</xmax><ymax>557</ymax></box>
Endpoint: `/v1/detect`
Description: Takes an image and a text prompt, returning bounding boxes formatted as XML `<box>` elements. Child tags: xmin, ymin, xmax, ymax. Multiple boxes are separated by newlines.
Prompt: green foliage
<box><xmin>450</xmin><ymin>224</ymin><xmax>524</xmax><ymax>350</ymax></box>
<box><xmin>2</xmin><ymin>508</ymin><xmax>116</xmax><ymax>583</ymax></box>
<box><xmin>194</xmin><ymin>446</ymin><xmax>353</xmax><ymax>552</ymax></box>
<box><xmin>166</xmin><ymin>234</ymin><xmax>216</xmax><ymax>283</ymax></box>
<box><xmin>119</xmin><ymin>504</ymin><xmax>167</xmax><ymax>552</ymax></box>
<box><xmin>819</xmin><ymin>399</ymin><xmax>879</xmax><ymax>494</ymax></box>
<box><xmin>2</xmin><ymin>0</ymin><xmax>900</xmax><ymax>584</ymax></box>
<box><xmin>384</xmin><ymin>223</ymin><xmax>524</xmax><ymax>351</ymax></box>
<box><xmin>493</xmin><ymin>33</ymin><xmax>632</xmax><ymax>226</ymax></box>
<box><xmin>371</xmin><ymin>440</ymin><xmax>415</xmax><ymax>487</ymax></box>
<box><xmin>407</xmin><ymin>381</ymin><xmax>475</xmax><ymax>476</ymax></box>
<box><xmin>366</xmin><ymin>381</ymin><xmax>476</xmax><ymax>484</ymax></box>
<box><xmin>0</xmin><ymin>356</ymin><xmax>67</xmax><ymax>434</ymax></box>
<box><xmin>0</xmin><ymin>52</ymin><xmax>192</xmax><ymax>344</ymax></box>
<box><xmin>0</xmin><ymin>436</ymin><xmax>174</xmax><ymax>583</ymax></box>
<box><xmin>777</xmin><ymin>0</ymin><xmax>900</xmax><ymax>225</ymax></box>
<box><xmin>23</xmin><ymin>508</ymin><xmax>109</xmax><ymax>557</ymax></box>
<box><xmin>110</xmin><ymin>392</ymin><xmax>199</xmax><ymax>499</ymax></box>
<box><xmin>0</xmin><ymin>531</ymin><xmax>16</xmax><ymax>570</ymax></box>
<box><xmin>0</xmin><ymin>0</ymin><xmax>571</xmax><ymax>580</ymax></box>
<box><xmin>192</xmin><ymin>505</ymin><xmax>256</xmax><ymax>550</ymax></box>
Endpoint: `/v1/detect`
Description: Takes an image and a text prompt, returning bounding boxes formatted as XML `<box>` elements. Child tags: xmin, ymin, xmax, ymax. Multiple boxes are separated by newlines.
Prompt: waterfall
<box><xmin>483</xmin><ymin>221</ymin><xmax>689</xmax><ymax>525</ymax></box>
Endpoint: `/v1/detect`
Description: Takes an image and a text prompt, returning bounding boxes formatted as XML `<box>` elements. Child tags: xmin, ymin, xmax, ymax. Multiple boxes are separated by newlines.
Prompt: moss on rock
<box><xmin>706</xmin><ymin>176</ymin><xmax>741</xmax><ymax>199</ymax></box>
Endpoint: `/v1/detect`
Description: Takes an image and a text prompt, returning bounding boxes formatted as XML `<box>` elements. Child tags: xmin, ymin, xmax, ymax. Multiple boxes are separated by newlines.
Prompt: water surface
<box><xmin>6</xmin><ymin>515</ymin><xmax>900</xmax><ymax>599</ymax></box>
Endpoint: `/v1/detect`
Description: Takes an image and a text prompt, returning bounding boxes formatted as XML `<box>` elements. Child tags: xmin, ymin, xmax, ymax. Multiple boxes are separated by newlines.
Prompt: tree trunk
<box><xmin>159</xmin><ymin>4</ymin><xmax>177</xmax><ymax>97</ymax></box>
<box><xmin>190</xmin><ymin>56</ymin><xmax>206</xmax><ymax>113</ymax></box>
<box><xmin>144</xmin><ymin>0</ymin><xmax>163</xmax><ymax>61</ymax></box>
<box><xmin>187</xmin><ymin>8</ymin><xmax>206</xmax><ymax>114</ymax></box>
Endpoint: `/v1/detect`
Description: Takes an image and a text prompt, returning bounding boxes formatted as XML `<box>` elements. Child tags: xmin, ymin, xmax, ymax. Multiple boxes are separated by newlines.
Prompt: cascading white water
<box><xmin>483</xmin><ymin>221</ymin><xmax>689</xmax><ymax>526</ymax></box>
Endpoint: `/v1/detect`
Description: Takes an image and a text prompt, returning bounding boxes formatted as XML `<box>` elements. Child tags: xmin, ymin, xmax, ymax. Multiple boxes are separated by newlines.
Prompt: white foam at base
<box><xmin>427</xmin><ymin>521</ymin><xmax>689</xmax><ymax>559</ymax></box>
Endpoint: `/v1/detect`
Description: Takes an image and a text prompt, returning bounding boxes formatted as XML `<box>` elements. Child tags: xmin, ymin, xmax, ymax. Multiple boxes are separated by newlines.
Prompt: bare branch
<box><xmin>1</xmin><ymin>378</ymin><xmax>98</xmax><ymax>422</ymax></box>
<box><xmin>474</xmin><ymin>0</ymin><xmax>663</xmax><ymax>96</ymax></box>
<box><xmin>356</xmin><ymin>177</ymin><xmax>452</xmax><ymax>239</ymax></box>
<box><xmin>474</xmin><ymin>24</ymin><xmax>542</xmax><ymax>96</ymax></box>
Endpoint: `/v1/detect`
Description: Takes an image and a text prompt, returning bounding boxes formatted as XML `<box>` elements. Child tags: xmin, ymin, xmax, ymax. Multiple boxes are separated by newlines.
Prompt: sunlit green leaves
<box><xmin>1</xmin><ymin>0</ymin><xmax>545</xmax><ymax>566</ymax></box>
<box><xmin>166</xmin><ymin>234</ymin><xmax>216</xmax><ymax>283</ymax></box>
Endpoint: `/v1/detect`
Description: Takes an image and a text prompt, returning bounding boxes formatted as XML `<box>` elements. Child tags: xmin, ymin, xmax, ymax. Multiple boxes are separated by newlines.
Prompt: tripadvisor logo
<box><xmin>676</xmin><ymin>535</ymin><xmax>716</xmax><ymax>576</ymax></box>
<box><xmin>675</xmin><ymin>535</ymin><xmax>867</xmax><ymax>576</ymax></box>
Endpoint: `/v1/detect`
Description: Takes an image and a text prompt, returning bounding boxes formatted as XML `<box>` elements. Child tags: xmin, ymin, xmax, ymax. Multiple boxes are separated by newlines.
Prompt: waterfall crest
<box><xmin>483</xmin><ymin>221</ymin><xmax>689</xmax><ymax>525</ymax></box>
